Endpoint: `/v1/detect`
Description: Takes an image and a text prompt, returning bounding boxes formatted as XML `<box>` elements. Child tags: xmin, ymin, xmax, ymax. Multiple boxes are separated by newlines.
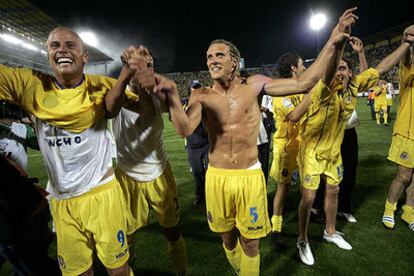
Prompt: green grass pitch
<box><xmin>1</xmin><ymin>98</ymin><xmax>413</xmax><ymax>275</ymax></box>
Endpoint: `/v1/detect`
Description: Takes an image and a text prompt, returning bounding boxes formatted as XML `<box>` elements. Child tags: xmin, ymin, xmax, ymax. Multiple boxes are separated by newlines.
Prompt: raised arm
<box><xmin>350</xmin><ymin>37</ymin><xmax>368</xmax><ymax>72</ymax></box>
<box><xmin>401</xmin><ymin>25</ymin><xmax>414</xmax><ymax>67</ymax></box>
<box><xmin>104</xmin><ymin>66</ymin><xmax>133</xmax><ymax>118</ymax></box>
<box><xmin>286</xmin><ymin>94</ymin><xmax>312</xmax><ymax>123</ymax></box>
<box><xmin>153</xmin><ymin>74</ymin><xmax>203</xmax><ymax>137</ymax></box>
<box><xmin>104</xmin><ymin>47</ymin><xmax>139</xmax><ymax>118</ymax></box>
<box><xmin>264</xmin><ymin>8</ymin><xmax>357</xmax><ymax>96</ymax></box>
<box><xmin>375</xmin><ymin>26</ymin><xmax>414</xmax><ymax>75</ymax></box>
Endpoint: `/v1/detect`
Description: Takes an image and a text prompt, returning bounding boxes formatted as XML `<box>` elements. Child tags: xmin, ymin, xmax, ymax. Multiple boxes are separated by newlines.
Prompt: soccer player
<box><xmin>132</xmin><ymin>9</ymin><xmax>356</xmax><ymax>275</ymax></box>
<box><xmin>297</xmin><ymin>32</ymin><xmax>414</xmax><ymax>265</ymax></box>
<box><xmin>269</xmin><ymin>53</ymin><xmax>306</xmax><ymax>235</ymax></box>
<box><xmin>0</xmin><ymin>27</ymin><xmax>134</xmax><ymax>275</ymax></box>
<box><xmin>382</xmin><ymin>26</ymin><xmax>414</xmax><ymax>232</ymax></box>
<box><xmin>185</xmin><ymin>80</ymin><xmax>210</xmax><ymax>207</ymax></box>
<box><xmin>112</xmin><ymin>47</ymin><xmax>187</xmax><ymax>275</ymax></box>
<box><xmin>374</xmin><ymin>80</ymin><xmax>389</xmax><ymax>125</ymax></box>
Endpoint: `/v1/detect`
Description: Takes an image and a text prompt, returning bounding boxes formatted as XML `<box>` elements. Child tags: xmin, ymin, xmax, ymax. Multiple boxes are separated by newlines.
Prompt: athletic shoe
<box><xmin>337</xmin><ymin>212</ymin><xmax>357</xmax><ymax>223</ymax></box>
<box><xmin>382</xmin><ymin>199</ymin><xmax>397</xmax><ymax>229</ymax></box>
<box><xmin>401</xmin><ymin>205</ymin><xmax>414</xmax><ymax>231</ymax></box>
<box><xmin>297</xmin><ymin>240</ymin><xmax>314</xmax><ymax>266</ymax></box>
<box><xmin>323</xmin><ymin>230</ymin><xmax>352</xmax><ymax>250</ymax></box>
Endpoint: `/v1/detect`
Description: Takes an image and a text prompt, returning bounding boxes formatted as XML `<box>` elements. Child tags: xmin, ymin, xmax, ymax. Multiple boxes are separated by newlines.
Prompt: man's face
<box><xmin>335</xmin><ymin>60</ymin><xmax>352</xmax><ymax>85</ymax></box>
<box><xmin>294</xmin><ymin>58</ymin><xmax>306</xmax><ymax>78</ymax></box>
<box><xmin>47</xmin><ymin>29</ymin><xmax>88</xmax><ymax>80</ymax></box>
<box><xmin>146</xmin><ymin>54</ymin><xmax>154</xmax><ymax>72</ymax></box>
<box><xmin>206</xmin><ymin>43</ymin><xmax>237</xmax><ymax>81</ymax></box>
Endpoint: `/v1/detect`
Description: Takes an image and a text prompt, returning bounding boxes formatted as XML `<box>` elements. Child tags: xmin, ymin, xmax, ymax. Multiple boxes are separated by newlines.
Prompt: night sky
<box><xmin>29</xmin><ymin>0</ymin><xmax>413</xmax><ymax>74</ymax></box>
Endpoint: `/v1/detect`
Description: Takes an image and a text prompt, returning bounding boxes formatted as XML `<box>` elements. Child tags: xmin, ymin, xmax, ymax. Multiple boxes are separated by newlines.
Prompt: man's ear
<box><xmin>82</xmin><ymin>51</ymin><xmax>88</xmax><ymax>65</ymax></box>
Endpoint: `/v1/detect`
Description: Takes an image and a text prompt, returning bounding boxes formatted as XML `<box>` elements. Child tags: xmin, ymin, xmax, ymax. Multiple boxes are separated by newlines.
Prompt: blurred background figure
<box><xmin>185</xmin><ymin>80</ymin><xmax>209</xmax><ymax>206</ymax></box>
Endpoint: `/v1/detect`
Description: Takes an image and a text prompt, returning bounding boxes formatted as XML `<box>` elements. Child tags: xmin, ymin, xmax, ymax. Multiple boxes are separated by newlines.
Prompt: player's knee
<box><xmin>396</xmin><ymin>171</ymin><xmax>412</xmax><ymax>186</ymax></box>
<box><xmin>301</xmin><ymin>189</ymin><xmax>316</xmax><ymax>206</ymax></box>
<box><xmin>221</xmin><ymin>230</ymin><xmax>238</xmax><ymax>250</ymax></box>
<box><xmin>79</xmin><ymin>266</ymin><xmax>94</xmax><ymax>276</ymax></box>
<box><xmin>326</xmin><ymin>184</ymin><xmax>339</xmax><ymax>196</ymax></box>
<box><xmin>239</xmin><ymin>237</ymin><xmax>259</xmax><ymax>257</ymax></box>
<box><xmin>106</xmin><ymin>263</ymin><xmax>130</xmax><ymax>276</ymax></box>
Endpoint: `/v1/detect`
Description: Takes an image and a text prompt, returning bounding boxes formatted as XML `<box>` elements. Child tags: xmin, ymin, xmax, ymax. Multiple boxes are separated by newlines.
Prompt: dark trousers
<box><xmin>369</xmin><ymin>99</ymin><xmax>376</xmax><ymax>120</ymax></box>
<box><xmin>0</xmin><ymin>207</ymin><xmax>60</xmax><ymax>276</ymax></box>
<box><xmin>258</xmin><ymin>142</ymin><xmax>270</xmax><ymax>184</ymax></box>
<box><xmin>338</xmin><ymin>127</ymin><xmax>358</xmax><ymax>213</ymax></box>
<box><xmin>187</xmin><ymin>144</ymin><xmax>209</xmax><ymax>202</ymax></box>
<box><xmin>313</xmin><ymin>128</ymin><xmax>358</xmax><ymax>213</ymax></box>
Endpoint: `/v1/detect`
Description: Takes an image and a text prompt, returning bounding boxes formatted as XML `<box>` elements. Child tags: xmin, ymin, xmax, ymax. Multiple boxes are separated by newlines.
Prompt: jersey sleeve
<box><xmin>355</xmin><ymin>68</ymin><xmax>380</xmax><ymax>93</ymax></box>
<box><xmin>0</xmin><ymin>64</ymin><xmax>35</xmax><ymax>104</ymax></box>
<box><xmin>273</xmin><ymin>96</ymin><xmax>296</xmax><ymax>119</ymax></box>
<box><xmin>399</xmin><ymin>63</ymin><xmax>414</xmax><ymax>89</ymax></box>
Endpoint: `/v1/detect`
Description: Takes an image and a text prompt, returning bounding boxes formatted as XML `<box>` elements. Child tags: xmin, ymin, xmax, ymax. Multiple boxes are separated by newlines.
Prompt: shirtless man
<box><xmin>130</xmin><ymin>9</ymin><xmax>355</xmax><ymax>275</ymax></box>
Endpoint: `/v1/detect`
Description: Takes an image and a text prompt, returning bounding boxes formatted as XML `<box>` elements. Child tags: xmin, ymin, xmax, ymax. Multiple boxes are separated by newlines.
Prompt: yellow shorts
<box><xmin>115</xmin><ymin>162</ymin><xmax>179</xmax><ymax>234</ymax></box>
<box><xmin>269</xmin><ymin>150</ymin><xmax>298</xmax><ymax>184</ymax></box>
<box><xmin>375</xmin><ymin>103</ymin><xmax>387</xmax><ymax>112</ymax></box>
<box><xmin>50</xmin><ymin>177</ymin><xmax>129</xmax><ymax>276</ymax></box>
<box><xmin>387</xmin><ymin>98</ymin><xmax>393</xmax><ymax>106</ymax></box>
<box><xmin>298</xmin><ymin>150</ymin><xmax>343</xmax><ymax>190</ymax></box>
<box><xmin>205</xmin><ymin>166</ymin><xmax>271</xmax><ymax>239</ymax></box>
<box><xmin>388</xmin><ymin>134</ymin><xmax>414</xmax><ymax>168</ymax></box>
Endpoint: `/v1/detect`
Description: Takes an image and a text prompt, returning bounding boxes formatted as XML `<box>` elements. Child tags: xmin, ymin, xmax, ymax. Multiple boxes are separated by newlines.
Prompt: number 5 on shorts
<box><xmin>249</xmin><ymin>207</ymin><xmax>258</xmax><ymax>224</ymax></box>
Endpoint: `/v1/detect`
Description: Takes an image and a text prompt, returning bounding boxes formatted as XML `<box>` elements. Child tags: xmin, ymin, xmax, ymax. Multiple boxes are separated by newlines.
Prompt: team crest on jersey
<box><xmin>400</xmin><ymin>152</ymin><xmax>409</xmax><ymax>160</ymax></box>
<box><xmin>58</xmin><ymin>255</ymin><xmax>66</xmax><ymax>269</ymax></box>
<box><xmin>207</xmin><ymin>211</ymin><xmax>213</xmax><ymax>223</ymax></box>
<box><xmin>282</xmin><ymin>98</ymin><xmax>293</xmax><ymax>108</ymax></box>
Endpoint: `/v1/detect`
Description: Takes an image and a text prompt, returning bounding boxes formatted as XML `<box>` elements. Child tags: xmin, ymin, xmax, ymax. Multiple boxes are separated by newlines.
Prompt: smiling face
<box><xmin>206</xmin><ymin>43</ymin><xmax>238</xmax><ymax>82</ymax></box>
<box><xmin>47</xmin><ymin>28</ymin><xmax>88</xmax><ymax>84</ymax></box>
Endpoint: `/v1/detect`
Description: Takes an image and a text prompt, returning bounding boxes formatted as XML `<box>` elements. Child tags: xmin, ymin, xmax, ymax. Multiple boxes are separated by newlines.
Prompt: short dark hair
<box><xmin>276</xmin><ymin>53</ymin><xmax>301</xmax><ymax>78</ymax></box>
<box><xmin>341</xmin><ymin>57</ymin><xmax>354</xmax><ymax>72</ymax></box>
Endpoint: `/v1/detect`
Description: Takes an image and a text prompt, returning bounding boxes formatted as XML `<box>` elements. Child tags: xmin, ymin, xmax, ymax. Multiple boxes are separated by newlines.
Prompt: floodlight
<box><xmin>310</xmin><ymin>13</ymin><xmax>327</xmax><ymax>31</ymax></box>
<box><xmin>79</xmin><ymin>32</ymin><xmax>98</xmax><ymax>47</ymax></box>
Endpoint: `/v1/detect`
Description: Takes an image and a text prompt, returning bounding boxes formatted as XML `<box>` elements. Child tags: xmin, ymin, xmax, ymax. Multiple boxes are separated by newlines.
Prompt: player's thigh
<box><xmin>150</xmin><ymin>163</ymin><xmax>180</xmax><ymax>228</ymax></box>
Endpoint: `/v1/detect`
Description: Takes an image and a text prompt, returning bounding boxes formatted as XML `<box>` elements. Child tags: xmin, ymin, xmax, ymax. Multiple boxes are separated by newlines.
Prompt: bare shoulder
<box><xmin>189</xmin><ymin>87</ymin><xmax>211</xmax><ymax>104</ymax></box>
<box><xmin>246</xmin><ymin>74</ymin><xmax>272</xmax><ymax>85</ymax></box>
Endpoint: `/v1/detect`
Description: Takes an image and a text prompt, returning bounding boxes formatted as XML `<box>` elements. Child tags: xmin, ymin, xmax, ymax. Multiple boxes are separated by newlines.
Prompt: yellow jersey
<box><xmin>393</xmin><ymin>63</ymin><xmax>414</xmax><ymax>139</ymax></box>
<box><xmin>373</xmin><ymin>85</ymin><xmax>387</xmax><ymax>106</ymax></box>
<box><xmin>299</xmin><ymin>79</ymin><xmax>339</xmax><ymax>160</ymax></box>
<box><xmin>332</xmin><ymin>68</ymin><xmax>379</xmax><ymax>154</ymax></box>
<box><xmin>0</xmin><ymin>64</ymin><xmax>117</xmax><ymax>133</ymax></box>
<box><xmin>272</xmin><ymin>94</ymin><xmax>303</xmax><ymax>154</ymax></box>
